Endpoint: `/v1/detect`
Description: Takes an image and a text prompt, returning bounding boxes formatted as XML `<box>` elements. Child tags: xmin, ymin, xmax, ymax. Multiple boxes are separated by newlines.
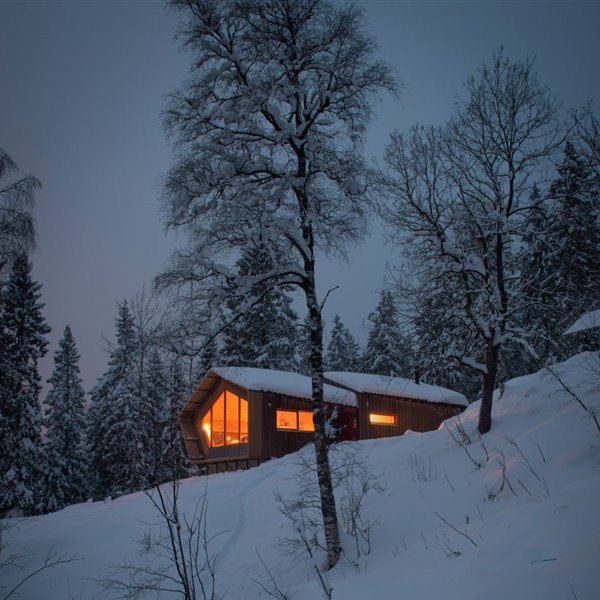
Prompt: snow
<box><xmin>325</xmin><ymin>370</ymin><xmax>469</xmax><ymax>406</ymax></box>
<box><xmin>210</xmin><ymin>366</ymin><xmax>358</xmax><ymax>407</ymax></box>
<box><xmin>2</xmin><ymin>352</ymin><xmax>600</xmax><ymax>599</ymax></box>
<box><xmin>563</xmin><ymin>309</ymin><xmax>600</xmax><ymax>335</ymax></box>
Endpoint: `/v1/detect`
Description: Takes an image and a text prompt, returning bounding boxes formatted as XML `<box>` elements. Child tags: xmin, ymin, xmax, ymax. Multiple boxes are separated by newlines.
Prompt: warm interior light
<box><xmin>200</xmin><ymin>390</ymin><xmax>248</xmax><ymax>448</ymax></box>
<box><xmin>369</xmin><ymin>412</ymin><xmax>396</xmax><ymax>425</ymax></box>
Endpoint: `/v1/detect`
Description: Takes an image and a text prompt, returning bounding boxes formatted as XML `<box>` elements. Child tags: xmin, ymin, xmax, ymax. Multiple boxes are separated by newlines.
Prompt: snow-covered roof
<box><xmin>563</xmin><ymin>310</ymin><xmax>600</xmax><ymax>336</ymax></box>
<box><xmin>210</xmin><ymin>366</ymin><xmax>357</xmax><ymax>407</ymax></box>
<box><xmin>324</xmin><ymin>371</ymin><xmax>468</xmax><ymax>407</ymax></box>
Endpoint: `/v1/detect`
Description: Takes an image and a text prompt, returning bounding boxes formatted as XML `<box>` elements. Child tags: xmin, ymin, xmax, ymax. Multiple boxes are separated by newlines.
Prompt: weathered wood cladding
<box><xmin>357</xmin><ymin>392</ymin><xmax>463</xmax><ymax>440</ymax></box>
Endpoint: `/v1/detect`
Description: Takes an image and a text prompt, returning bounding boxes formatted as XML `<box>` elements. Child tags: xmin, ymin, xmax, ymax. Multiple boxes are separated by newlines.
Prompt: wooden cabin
<box><xmin>179</xmin><ymin>367</ymin><xmax>358</xmax><ymax>473</ymax></box>
<box><xmin>180</xmin><ymin>367</ymin><xmax>468</xmax><ymax>472</ymax></box>
<box><xmin>323</xmin><ymin>371</ymin><xmax>468</xmax><ymax>440</ymax></box>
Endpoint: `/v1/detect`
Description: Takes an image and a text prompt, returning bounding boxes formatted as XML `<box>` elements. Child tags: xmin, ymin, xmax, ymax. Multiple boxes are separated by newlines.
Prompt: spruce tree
<box><xmin>362</xmin><ymin>290</ymin><xmax>411</xmax><ymax>378</ymax></box>
<box><xmin>221</xmin><ymin>242</ymin><xmax>300</xmax><ymax>371</ymax></box>
<box><xmin>162</xmin><ymin>358</ymin><xmax>191</xmax><ymax>482</ymax></box>
<box><xmin>146</xmin><ymin>350</ymin><xmax>169</xmax><ymax>485</ymax></box>
<box><xmin>325</xmin><ymin>315</ymin><xmax>361</xmax><ymax>371</ymax></box>
<box><xmin>0</xmin><ymin>255</ymin><xmax>50</xmax><ymax>516</ymax></box>
<box><xmin>87</xmin><ymin>301</ymin><xmax>148</xmax><ymax>499</ymax></box>
<box><xmin>42</xmin><ymin>325</ymin><xmax>87</xmax><ymax>512</ymax></box>
<box><xmin>521</xmin><ymin>143</ymin><xmax>600</xmax><ymax>364</ymax></box>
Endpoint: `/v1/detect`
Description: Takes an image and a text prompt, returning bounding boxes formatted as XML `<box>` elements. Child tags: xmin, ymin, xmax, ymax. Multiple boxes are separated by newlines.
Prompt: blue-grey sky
<box><xmin>1</xmin><ymin>0</ymin><xmax>599</xmax><ymax>391</ymax></box>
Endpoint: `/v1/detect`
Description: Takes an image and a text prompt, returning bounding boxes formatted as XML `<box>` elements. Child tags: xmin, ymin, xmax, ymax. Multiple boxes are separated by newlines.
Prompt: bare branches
<box><xmin>98</xmin><ymin>479</ymin><xmax>218</xmax><ymax>600</ymax></box>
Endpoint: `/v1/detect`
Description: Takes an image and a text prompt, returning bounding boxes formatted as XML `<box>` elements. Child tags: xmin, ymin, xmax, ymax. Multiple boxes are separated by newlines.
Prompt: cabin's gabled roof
<box><xmin>324</xmin><ymin>371</ymin><xmax>469</xmax><ymax>407</ymax></box>
<box><xmin>181</xmin><ymin>367</ymin><xmax>358</xmax><ymax>420</ymax></box>
<box><xmin>210</xmin><ymin>366</ymin><xmax>357</xmax><ymax>406</ymax></box>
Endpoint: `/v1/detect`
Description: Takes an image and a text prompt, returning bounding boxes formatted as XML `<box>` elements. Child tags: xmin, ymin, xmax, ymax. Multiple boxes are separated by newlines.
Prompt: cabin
<box><xmin>323</xmin><ymin>371</ymin><xmax>468</xmax><ymax>440</ymax></box>
<box><xmin>180</xmin><ymin>367</ymin><xmax>467</xmax><ymax>473</ymax></box>
<box><xmin>179</xmin><ymin>367</ymin><xmax>358</xmax><ymax>473</ymax></box>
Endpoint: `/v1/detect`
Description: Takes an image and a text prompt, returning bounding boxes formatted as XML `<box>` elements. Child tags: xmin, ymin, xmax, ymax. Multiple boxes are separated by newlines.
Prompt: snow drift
<box><xmin>2</xmin><ymin>352</ymin><xmax>599</xmax><ymax>599</ymax></box>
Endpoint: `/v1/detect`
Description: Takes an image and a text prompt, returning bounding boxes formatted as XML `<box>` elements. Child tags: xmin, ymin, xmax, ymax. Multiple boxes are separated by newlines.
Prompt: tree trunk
<box><xmin>478</xmin><ymin>343</ymin><xmax>499</xmax><ymax>434</ymax></box>
<box><xmin>306</xmin><ymin>283</ymin><xmax>341</xmax><ymax>569</ymax></box>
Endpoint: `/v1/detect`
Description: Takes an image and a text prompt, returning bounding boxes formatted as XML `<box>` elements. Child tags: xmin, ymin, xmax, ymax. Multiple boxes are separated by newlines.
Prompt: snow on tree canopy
<box><xmin>324</xmin><ymin>371</ymin><xmax>468</xmax><ymax>406</ymax></box>
<box><xmin>209</xmin><ymin>367</ymin><xmax>357</xmax><ymax>407</ymax></box>
<box><xmin>563</xmin><ymin>310</ymin><xmax>600</xmax><ymax>336</ymax></box>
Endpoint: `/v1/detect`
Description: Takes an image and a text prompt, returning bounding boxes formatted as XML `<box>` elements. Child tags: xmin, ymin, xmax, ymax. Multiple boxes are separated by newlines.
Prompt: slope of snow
<box><xmin>2</xmin><ymin>352</ymin><xmax>600</xmax><ymax>599</ymax></box>
<box><xmin>210</xmin><ymin>366</ymin><xmax>358</xmax><ymax>406</ymax></box>
<box><xmin>325</xmin><ymin>370</ymin><xmax>468</xmax><ymax>406</ymax></box>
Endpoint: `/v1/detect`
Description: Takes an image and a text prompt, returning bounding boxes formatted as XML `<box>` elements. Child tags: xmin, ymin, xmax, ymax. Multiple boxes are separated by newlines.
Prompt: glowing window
<box><xmin>298</xmin><ymin>410</ymin><xmax>314</xmax><ymax>431</ymax></box>
<box><xmin>201</xmin><ymin>390</ymin><xmax>248</xmax><ymax>447</ymax></box>
<box><xmin>369</xmin><ymin>412</ymin><xmax>396</xmax><ymax>425</ymax></box>
<box><xmin>276</xmin><ymin>410</ymin><xmax>297</xmax><ymax>430</ymax></box>
<box><xmin>276</xmin><ymin>409</ymin><xmax>314</xmax><ymax>431</ymax></box>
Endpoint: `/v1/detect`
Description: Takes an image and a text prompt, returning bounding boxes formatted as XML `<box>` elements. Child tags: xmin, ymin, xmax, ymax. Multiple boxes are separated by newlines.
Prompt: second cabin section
<box><xmin>179</xmin><ymin>367</ymin><xmax>358</xmax><ymax>470</ymax></box>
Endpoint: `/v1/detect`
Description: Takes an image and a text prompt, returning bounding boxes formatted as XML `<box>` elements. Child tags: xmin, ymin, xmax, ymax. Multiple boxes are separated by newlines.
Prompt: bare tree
<box><xmin>0</xmin><ymin>149</ymin><xmax>40</xmax><ymax>278</ymax></box>
<box><xmin>382</xmin><ymin>51</ymin><xmax>563</xmax><ymax>433</ymax></box>
<box><xmin>99</xmin><ymin>479</ymin><xmax>218</xmax><ymax>600</ymax></box>
<box><xmin>159</xmin><ymin>0</ymin><xmax>396</xmax><ymax>568</ymax></box>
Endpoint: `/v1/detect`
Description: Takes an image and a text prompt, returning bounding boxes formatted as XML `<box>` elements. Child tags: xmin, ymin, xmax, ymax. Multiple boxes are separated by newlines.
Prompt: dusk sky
<box><xmin>2</xmin><ymin>0</ymin><xmax>599</xmax><ymax>392</ymax></box>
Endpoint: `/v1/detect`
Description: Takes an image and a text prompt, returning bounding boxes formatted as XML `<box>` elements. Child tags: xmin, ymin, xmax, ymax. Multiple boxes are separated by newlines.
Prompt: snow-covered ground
<box><xmin>3</xmin><ymin>352</ymin><xmax>600</xmax><ymax>599</ymax></box>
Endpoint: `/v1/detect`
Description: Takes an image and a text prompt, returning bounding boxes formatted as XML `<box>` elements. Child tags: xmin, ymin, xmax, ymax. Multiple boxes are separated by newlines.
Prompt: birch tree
<box><xmin>383</xmin><ymin>52</ymin><xmax>562</xmax><ymax>434</ymax></box>
<box><xmin>160</xmin><ymin>0</ymin><xmax>396</xmax><ymax>567</ymax></box>
<box><xmin>0</xmin><ymin>150</ymin><xmax>40</xmax><ymax>279</ymax></box>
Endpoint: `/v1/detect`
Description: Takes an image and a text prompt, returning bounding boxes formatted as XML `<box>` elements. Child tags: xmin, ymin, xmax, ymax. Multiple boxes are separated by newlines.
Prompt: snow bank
<box><xmin>3</xmin><ymin>352</ymin><xmax>599</xmax><ymax>600</ymax></box>
<box><xmin>325</xmin><ymin>370</ymin><xmax>469</xmax><ymax>406</ymax></box>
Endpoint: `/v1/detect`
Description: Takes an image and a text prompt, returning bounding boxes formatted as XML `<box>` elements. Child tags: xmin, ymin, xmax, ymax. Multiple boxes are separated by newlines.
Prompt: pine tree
<box><xmin>42</xmin><ymin>325</ymin><xmax>87</xmax><ymax>512</ymax></box>
<box><xmin>521</xmin><ymin>143</ymin><xmax>600</xmax><ymax>364</ymax></box>
<box><xmin>325</xmin><ymin>315</ymin><xmax>361</xmax><ymax>371</ymax></box>
<box><xmin>221</xmin><ymin>242</ymin><xmax>300</xmax><ymax>371</ymax></box>
<box><xmin>87</xmin><ymin>301</ymin><xmax>148</xmax><ymax>499</ymax></box>
<box><xmin>146</xmin><ymin>350</ymin><xmax>169</xmax><ymax>485</ymax></box>
<box><xmin>0</xmin><ymin>255</ymin><xmax>50</xmax><ymax>515</ymax></box>
<box><xmin>162</xmin><ymin>358</ymin><xmax>191</xmax><ymax>482</ymax></box>
<box><xmin>362</xmin><ymin>290</ymin><xmax>411</xmax><ymax>378</ymax></box>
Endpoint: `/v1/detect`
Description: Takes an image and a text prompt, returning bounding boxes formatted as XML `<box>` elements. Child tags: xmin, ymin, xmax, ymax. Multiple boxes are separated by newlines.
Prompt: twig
<box><xmin>530</xmin><ymin>557</ymin><xmax>556</xmax><ymax>564</ymax></box>
<box><xmin>434</xmin><ymin>512</ymin><xmax>478</xmax><ymax>547</ymax></box>
<box><xmin>545</xmin><ymin>365</ymin><xmax>600</xmax><ymax>434</ymax></box>
<box><xmin>253</xmin><ymin>550</ymin><xmax>289</xmax><ymax>600</ymax></box>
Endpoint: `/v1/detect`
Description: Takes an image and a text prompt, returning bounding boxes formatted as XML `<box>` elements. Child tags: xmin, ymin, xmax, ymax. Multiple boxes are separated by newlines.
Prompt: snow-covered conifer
<box><xmin>146</xmin><ymin>350</ymin><xmax>169</xmax><ymax>485</ymax></box>
<box><xmin>221</xmin><ymin>242</ymin><xmax>300</xmax><ymax>371</ymax></box>
<box><xmin>325</xmin><ymin>315</ymin><xmax>361</xmax><ymax>372</ymax></box>
<box><xmin>162</xmin><ymin>358</ymin><xmax>191</xmax><ymax>482</ymax></box>
<box><xmin>0</xmin><ymin>255</ymin><xmax>50</xmax><ymax>515</ymax></box>
<box><xmin>42</xmin><ymin>325</ymin><xmax>87</xmax><ymax>512</ymax></box>
<box><xmin>87</xmin><ymin>301</ymin><xmax>148</xmax><ymax>499</ymax></box>
<box><xmin>521</xmin><ymin>143</ymin><xmax>600</xmax><ymax>364</ymax></box>
<box><xmin>361</xmin><ymin>290</ymin><xmax>411</xmax><ymax>377</ymax></box>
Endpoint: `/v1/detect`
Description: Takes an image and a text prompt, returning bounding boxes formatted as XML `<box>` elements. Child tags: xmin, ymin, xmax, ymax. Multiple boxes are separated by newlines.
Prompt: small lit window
<box><xmin>276</xmin><ymin>410</ymin><xmax>298</xmax><ymax>430</ymax></box>
<box><xmin>298</xmin><ymin>410</ymin><xmax>314</xmax><ymax>432</ymax></box>
<box><xmin>369</xmin><ymin>412</ymin><xmax>396</xmax><ymax>425</ymax></box>
<box><xmin>276</xmin><ymin>409</ymin><xmax>314</xmax><ymax>431</ymax></box>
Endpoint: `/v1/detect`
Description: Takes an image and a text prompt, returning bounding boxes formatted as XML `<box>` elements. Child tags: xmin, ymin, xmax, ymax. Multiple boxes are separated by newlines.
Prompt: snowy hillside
<box><xmin>2</xmin><ymin>352</ymin><xmax>600</xmax><ymax>600</ymax></box>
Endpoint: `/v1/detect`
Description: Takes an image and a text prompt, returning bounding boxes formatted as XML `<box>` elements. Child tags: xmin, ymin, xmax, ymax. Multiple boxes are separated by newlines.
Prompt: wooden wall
<box><xmin>257</xmin><ymin>391</ymin><xmax>358</xmax><ymax>459</ymax></box>
<box><xmin>357</xmin><ymin>392</ymin><xmax>464</xmax><ymax>440</ymax></box>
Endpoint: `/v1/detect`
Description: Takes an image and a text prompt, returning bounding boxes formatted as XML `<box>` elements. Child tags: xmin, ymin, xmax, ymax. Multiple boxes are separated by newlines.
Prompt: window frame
<box><xmin>275</xmin><ymin>409</ymin><xmax>314</xmax><ymax>432</ymax></box>
<box><xmin>368</xmin><ymin>412</ymin><xmax>397</xmax><ymax>426</ymax></box>
<box><xmin>201</xmin><ymin>388</ymin><xmax>249</xmax><ymax>448</ymax></box>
